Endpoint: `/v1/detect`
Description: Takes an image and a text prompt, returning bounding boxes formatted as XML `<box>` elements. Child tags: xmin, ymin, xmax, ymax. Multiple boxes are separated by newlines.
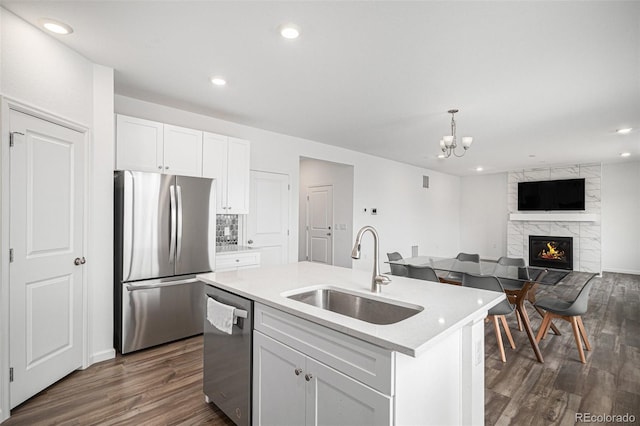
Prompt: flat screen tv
<box><xmin>518</xmin><ymin>178</ymin><xmax>585</xmax><ymax>211</ymax></box>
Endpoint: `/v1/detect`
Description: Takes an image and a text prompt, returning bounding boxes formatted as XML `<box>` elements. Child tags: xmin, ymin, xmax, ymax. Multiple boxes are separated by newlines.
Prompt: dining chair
<box><xmin>386</xmin><ymin>252</ymin><xmax>408</xmax><ymax>277</ymax></box>
<box><xmin>462</xmin><ymin>273</ymin><xmax>516</xmax><ymax>362</ymax></box>
<box><xmin>406</xmin><ymin>265</ymin><xmax>439</xmax><ymax>282</ymax></box>
<box><xmin>443</xmin><ymin>252</ymin><xmax>480</xmax><ymax>284</ymax></box>
<box><xmin>495</xmin><ymin>257</ymin><xmax>527</xmax><ymax>330</ymax></box>
<box><xmin>535</xmin><ymin>276</ymin><xmax>596</xmax><ymax>363</ymax></box>
<box><xmin>497</xmin><ymin>257</ymin><xmax>561</xmax><ymax>336</ymax></box>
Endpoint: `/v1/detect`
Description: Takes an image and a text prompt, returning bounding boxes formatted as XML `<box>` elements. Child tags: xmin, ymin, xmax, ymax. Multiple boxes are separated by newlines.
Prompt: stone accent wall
<box><xmin>507</xmin><ymin>164</ymin><xmax>601</xmax><ymax>273</ymax></box>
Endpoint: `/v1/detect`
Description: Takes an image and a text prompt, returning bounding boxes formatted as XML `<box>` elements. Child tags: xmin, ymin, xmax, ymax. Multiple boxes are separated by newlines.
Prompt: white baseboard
<box><xmin>602</xmin><ymin>268</ymin><xmax>640</xmax><ymax>276</ymax></box>
<box><xmin>87</xmin><ymin>348</ymin><xmax>116</xmax><ymax>368</ymax></box>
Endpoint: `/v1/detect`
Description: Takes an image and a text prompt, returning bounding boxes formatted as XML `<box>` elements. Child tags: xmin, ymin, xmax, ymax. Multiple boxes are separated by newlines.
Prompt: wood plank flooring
<box><xmin>5</xmin><ymin>272</ymin><xmax>639</xmax><ymax>425</ymax></box>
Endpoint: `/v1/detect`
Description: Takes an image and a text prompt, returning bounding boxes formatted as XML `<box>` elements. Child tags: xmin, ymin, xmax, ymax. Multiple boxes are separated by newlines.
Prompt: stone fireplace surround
<box><xmin>507</xmin><ymin>164</ymin><xmax>601</xmax><ymax>274</ymax></box>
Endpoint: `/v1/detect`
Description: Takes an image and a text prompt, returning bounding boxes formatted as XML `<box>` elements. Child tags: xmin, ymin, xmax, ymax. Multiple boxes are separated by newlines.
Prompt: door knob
<box><xmin>81</xmin><ymin>257</ymin><xmax>86</xmax><ymax>264</ymax></box>
<box><xmin>74</xmin><ymin>257</ymin><xmax>82</xmax><ymax>265</ymax></box>
<box><xmin>294</xmin><ymin>368</ymin><xmax>303</xmax><ymax>376</ymax></box>
<box><xmin>326</xmin><ymin>233</ymin><xmax>331</xmax><ymax>236</ymax></box>
<box><xmin>247</xmin><ymin>240</ymin><xmax>253</xmax><ymax>244</ymax></box>
<box><xmin>305</xmin><ymin>373</ymin><xmax>313</xmax><ymax>382</ymax></box>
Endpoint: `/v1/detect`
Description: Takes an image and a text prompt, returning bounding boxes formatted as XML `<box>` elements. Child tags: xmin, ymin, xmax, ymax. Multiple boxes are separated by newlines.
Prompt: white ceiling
<box><xmin>4</xmin><ymin>1</ymin><xmax>639</xmax><ymax>176</ymax></box>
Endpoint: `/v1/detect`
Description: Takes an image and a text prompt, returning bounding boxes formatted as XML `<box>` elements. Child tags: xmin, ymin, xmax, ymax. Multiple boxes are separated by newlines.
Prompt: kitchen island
<box><xmin>198</xmin><ymin>261</ymin><xmax>504</xmax><ymax>426</ymax></box>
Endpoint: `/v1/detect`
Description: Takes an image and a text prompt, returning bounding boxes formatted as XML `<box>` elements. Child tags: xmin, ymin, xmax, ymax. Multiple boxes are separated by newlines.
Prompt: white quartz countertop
<box><xmin>197</xmin><ymin>262</ymin><xmax>505</xmax><ymax>357</ymax></box>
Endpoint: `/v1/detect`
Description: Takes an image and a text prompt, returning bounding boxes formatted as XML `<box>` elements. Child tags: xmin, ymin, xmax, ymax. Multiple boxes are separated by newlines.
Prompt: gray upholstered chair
<box><xmin>443</xmin><ymin>252</ymin><xmax>480</xmax><ymax>284</ymax></box>
<box><xmin>535</xmin><ymin>276</ymin><xmax>596</xmax><ymax>363</ymax></box>
<box><xmin>462</xmin><ymin>273</ymin><xmax>515</xmax><ymax>362</ymax></box>
<box><xmin>406</xmin><ymin>265</ymin><xmax>439</xmax><ymax>283</ymax></box>
<box><xmin>386</xmin><ymin>252</ymin><xmax>408</xmax><ymax>277</ymax></box>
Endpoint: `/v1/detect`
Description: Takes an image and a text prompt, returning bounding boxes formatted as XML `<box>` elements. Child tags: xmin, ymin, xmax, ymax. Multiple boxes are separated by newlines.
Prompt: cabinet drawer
<box><xmin>216</xmin><ymin>252</ymin><xmax>261</xmax><ymax>271</ymax></box>
<box><xmin>255</xmin><ymin>303</ymin><xmax>394</xmax><ymax>395</ymax></box>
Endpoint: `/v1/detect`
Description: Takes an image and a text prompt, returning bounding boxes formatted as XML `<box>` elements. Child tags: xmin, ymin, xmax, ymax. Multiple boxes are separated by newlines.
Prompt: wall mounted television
<box><xmin>517</xmin><ymin>178</ymin><xmax>585</xmax><ymax>211</ymax></box>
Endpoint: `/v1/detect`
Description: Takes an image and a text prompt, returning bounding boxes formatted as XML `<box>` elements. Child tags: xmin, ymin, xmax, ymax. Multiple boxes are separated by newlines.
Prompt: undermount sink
<box><xmin>285</xmin><ymin>286</ymin><xmax>423</xmax><ymax>325</ymax></box>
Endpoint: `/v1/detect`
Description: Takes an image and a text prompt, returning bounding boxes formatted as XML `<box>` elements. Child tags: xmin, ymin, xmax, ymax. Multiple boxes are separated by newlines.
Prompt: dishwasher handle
<box><xmin>207</xmin><ymin>296</ymin><xmax>249</xmax><ymax>330</ymax></box>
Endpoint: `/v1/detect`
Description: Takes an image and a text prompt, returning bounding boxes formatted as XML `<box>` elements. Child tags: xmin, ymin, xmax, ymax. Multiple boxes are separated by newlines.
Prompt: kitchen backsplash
<box><xmin>216</xmin><ymin>214</ymin><xmax>239</xmax><ymax>246</ymax></box>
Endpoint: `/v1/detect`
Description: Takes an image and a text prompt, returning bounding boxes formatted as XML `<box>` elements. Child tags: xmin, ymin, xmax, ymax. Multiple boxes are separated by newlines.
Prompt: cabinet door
<box><xmin>163</xmin><ymin>124</ymin><xmax>203</xmax><ymax>177</ymax></box>
<box><xmin>202</xmin><ymin>132</ymin><xmax>228</xmax><ymax>213</ymax></box>
<box><xmin>226</xmin><ymin>137</ymin><xmax>250</xmax><ymax>214</ymax></box>
<box><xmin>253</xmin><ymin>331</ymin><xmax>306</xmax><ymax>426</ymax></box>
<box><xmin>306</xmin><ymin>358</ymin><xmax>392</xmax><ymax>426</ymax></box>
<box><xmin>116</xmin><ymin>115</ymin><xmax>163</xmax><ymax>172</ymax></box>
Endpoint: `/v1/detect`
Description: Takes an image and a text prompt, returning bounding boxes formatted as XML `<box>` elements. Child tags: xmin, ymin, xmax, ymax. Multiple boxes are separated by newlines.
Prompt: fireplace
<box><xmin>529</xmin><ymin>235</ymin><xmax>573</xmax><ymax>270</ymax></box>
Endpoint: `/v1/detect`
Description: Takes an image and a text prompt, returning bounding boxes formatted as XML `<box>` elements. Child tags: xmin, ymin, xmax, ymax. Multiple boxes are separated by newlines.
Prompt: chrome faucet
<box><xmin>351</xmin><ymin>226</ymin><xmax>392</xmax><ymax>293</ymax></box>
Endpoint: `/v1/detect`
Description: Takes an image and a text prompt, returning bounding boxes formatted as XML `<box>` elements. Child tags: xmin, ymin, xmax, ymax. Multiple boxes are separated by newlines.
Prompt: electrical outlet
<box><xmin>371</xmin><ymin>208</ymin><xmax>377</xmax><ymax>215</ymax></box>
<box><xmin>474</xmin><ymin>340</ymin><xmax>483</xmax><ymax>366</ymax></box>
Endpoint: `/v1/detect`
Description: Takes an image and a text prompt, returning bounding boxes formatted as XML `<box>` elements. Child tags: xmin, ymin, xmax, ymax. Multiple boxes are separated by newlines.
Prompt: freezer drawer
<box><xmin>121</xmin><ymin>277</ymin><xmax>204</xmax><ymax>354</ymax></box>
<box><xmin>204</xmin><ymin>286</ymin><xmax>253</xmax><ymax>426</ymax></box>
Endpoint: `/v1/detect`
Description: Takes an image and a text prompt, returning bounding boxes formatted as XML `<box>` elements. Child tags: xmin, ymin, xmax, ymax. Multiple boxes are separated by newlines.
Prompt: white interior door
<box><xmin>247</xmin><ymin>171</ymin><xmax>289</xmax><ymax>265</ymax></box>
<box><xmin>9</xmin><ymin>110</ymin><xmax>85</xmax><ymax>408</ymax></box>
<box><xmin>307</xmin><ymin>185</ymin><xmax>333</xmax><ymax>264</ymax></box>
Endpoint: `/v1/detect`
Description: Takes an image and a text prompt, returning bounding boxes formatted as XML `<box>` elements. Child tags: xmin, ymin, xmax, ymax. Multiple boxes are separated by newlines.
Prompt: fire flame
<box><xmin>539</xmin><ymin>242</ymin><xmax>565</xmax><ymax>260</ymax></box>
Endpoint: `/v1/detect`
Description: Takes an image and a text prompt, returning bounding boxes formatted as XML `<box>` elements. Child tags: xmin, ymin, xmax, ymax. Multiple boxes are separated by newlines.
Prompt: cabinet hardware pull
<box><xmin>74</xmin><ymin>257</ymin><xmax>82</xmax><ymax>266</ymax></box>
<box><xmin>305</xmin><ymin>373</ymin><xmax>313</xmax><ymax>381</ymax></box>
<box><xmin>294</xmin><ymin>368</ymin><xmax>303</xmax><ymax>376</ymax></box>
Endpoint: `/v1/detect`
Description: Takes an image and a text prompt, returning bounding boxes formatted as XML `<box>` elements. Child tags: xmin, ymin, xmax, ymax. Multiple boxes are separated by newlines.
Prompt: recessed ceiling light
<box><xmin>437</xmin><ymin>154</ymin><xmax>446</xmax><ymax>159</ymax></box>
<box><xmin>617</xmin><ymin>128</ymin><xmax>632</xmax><ymax>134</ymax></box>
<box><xmin>279</xmin><ymin>24</ymin><xmax>300</xmax><ymax>39</ymax></box>
<box><xmin>210</xmin><ymin>76</ymin><xmax>227</xmax><ymax>86</ymax></box>
<box><xmin>39</xmin><ymin>18</ymin><xmax>73</xmax><ymax>35</ymax></box>
<box><xmin>621</xmin><ymin>152</ymin><xmax>631</xmax><ymax>157</ymax></box>
<box><xmin>528</xmin><ymin>154</ymin><xmax>536</xmax><ymax>158</ymax></box>
<box><xmin>476</xmin><ymin>167</ymin><xmax>483</xmax><ymax>172</ymax></box>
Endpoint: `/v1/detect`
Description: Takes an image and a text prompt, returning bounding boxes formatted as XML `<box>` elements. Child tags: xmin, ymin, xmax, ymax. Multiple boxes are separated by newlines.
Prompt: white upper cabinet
<box><xmin>163</xmin><ymin>124</ymin><xmax>203</xmax><ymax>177</ymax></box>
<box><xmin>116</xmin><ymin>115</ymin><xmax>203</xmax><ymax>177</ymax></box>
<box><xmin>203</xmin><ymin>132</ymin><xmax>250</xmax><ymax>214</ymax></box>
<box><xmin>116</xmin><ymin>115</ymin><xmax>164</xmax><ymax>173</ymax></box>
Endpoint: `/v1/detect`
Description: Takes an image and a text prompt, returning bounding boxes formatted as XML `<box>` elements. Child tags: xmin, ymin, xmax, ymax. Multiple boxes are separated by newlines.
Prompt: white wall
<box><xmin>0</xmin><ymin>9</ymin><xmax>115</xmax><ymax>419</ymax></box>
<box><xmin>89</xmin><ymin>65</ymin><xmax>115</xmax><ymax>364</ymax></box>
<box><xmin>459</xmin><ymin>173</ymin><xmax>508</xmax><ymax>260</ymax></box>
<box><xmin>602</xmin><ymin>161</ymin><xmax>640</xmax><ymax>274</ymax></box>
<box><xmin>299</xmin><ymin>158</ymin><xmax>354</xmax><ymax>268</ymax></box>
<box><xmin>1</xmin><ymin>9</ymin><xmax>93</xmax><ymax>127</ymax></box>
<box><xmin>115</xmin><ymin>95</ymin><xmax>462</xmax><ymax>270</ymax></box>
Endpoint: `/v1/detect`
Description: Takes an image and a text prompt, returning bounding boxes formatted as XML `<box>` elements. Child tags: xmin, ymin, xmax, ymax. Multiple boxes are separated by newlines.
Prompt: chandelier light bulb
<box><xmin>443</xmin><ymin>136</ymin><xmax>454</xmax><ymax>147</ymax></box>
<box><xmin>462</xmin><ymin>137</ymin><xmax>473</xmax><ymax>148</ymax></box>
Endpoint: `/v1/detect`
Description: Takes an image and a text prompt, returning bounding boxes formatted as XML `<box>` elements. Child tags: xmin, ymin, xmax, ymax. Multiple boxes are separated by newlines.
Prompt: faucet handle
<box><xmin>375</xmin><ymin>274</ymin><xmax>392</xmax><ymax>285</ymax></box>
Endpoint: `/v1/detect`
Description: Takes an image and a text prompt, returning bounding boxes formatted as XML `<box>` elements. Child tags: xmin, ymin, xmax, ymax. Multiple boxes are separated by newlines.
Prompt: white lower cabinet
<box><xmin>252</xmin><ymin>302</ymin><xmax>486</xmax><ymax>425</ymax></box>
<box><xmin>253</xmin><ymin>303</ymin><xmax>393</xmax><ymax>426</ymax></box>
<box><xmin>253</xmin><ymin>331</ymin><xmax>392</xmax><ymax>426</ymax></box>
<box><xmin>215</xmin><ymin>251</ymin><xmax>261</xmax><ymax>272</ymax></box>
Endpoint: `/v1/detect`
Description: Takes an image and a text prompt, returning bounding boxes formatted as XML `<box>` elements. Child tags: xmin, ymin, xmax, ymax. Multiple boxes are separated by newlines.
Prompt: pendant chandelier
<box><xmin>439</xmin><ymin>109</ymin><xmax>473</xmax><ymax>158</ymax></box>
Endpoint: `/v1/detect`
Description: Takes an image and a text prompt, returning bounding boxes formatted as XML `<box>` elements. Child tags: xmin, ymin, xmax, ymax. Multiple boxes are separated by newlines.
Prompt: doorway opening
<box><xmin>299</xmin><ymin>157</ymin><xmax>354</xmax><ymax>268</ymax></box>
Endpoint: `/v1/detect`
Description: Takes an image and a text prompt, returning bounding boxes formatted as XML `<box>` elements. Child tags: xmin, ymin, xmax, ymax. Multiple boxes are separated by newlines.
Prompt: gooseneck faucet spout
<box><xmin>351</xmin><ymin>226</ymin><xmax>392</xmax><ymax>293</ymax></box>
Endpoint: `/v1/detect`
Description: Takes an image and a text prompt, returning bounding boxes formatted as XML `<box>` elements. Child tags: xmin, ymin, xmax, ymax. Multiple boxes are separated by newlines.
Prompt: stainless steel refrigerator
<box><xmin>114</xmin><ymin>170</ymin><xmax>216</xmax><ymax>354</ymax></box>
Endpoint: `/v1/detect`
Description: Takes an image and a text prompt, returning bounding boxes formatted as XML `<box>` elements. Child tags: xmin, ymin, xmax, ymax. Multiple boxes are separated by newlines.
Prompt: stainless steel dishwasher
<box><xmin>203</xmin><ymin>285</ymin><xmax>253</xmax><ymax>426</ymax></box>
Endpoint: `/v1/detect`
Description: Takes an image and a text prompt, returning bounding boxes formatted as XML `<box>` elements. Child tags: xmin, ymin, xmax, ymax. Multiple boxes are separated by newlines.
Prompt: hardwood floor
<box><xmin>5</xmin><ymin>272</ymin><xmax>639</xmax><ymax>425</ymax></box>
<box><xmin>5</xmin><ymin>337</ymin><xmax>235</xmax><ymax>426</ymax></box>
<box><xmin>485</xmin><ymin>272</ymin><xmax>640</xmax><ymax>425</ymax></box>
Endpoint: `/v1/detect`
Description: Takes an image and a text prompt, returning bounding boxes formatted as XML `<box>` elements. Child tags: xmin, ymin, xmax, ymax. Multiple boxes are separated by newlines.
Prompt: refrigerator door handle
<box><xmin>176</xmin><ymin>185</ymin><xmax>183</xmax><ymax>262</ymax></box>
<box><xmin>126</xmin><ymin>277</ymin><xmax>199</xmax><ymax>291</ymax></box>
<box><xmin>169</xmin><ymin>185</ymin><xmax>177</xmax><ymax>263</ymax></box>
